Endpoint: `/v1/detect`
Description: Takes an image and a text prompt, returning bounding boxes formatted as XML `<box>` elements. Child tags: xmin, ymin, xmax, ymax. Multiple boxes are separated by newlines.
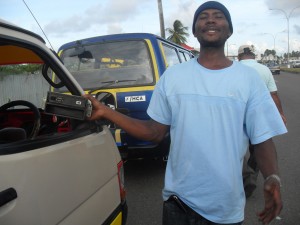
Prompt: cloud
<box><xmin>265</xmin><ymin>0</ymin><xmax>300</xmax><ymax>15</ymax></box>
<box><xmin>106</xmin><ymin>23</ymin><xmax>124</xmax><ymax>34</ymax></box>
<box><xmin>164</xmin><ymin>0</ymin><xmax>197</xmax><ymax>32</ymax></box>
<box><xmin>294</xmin><ymin>24</ymin><xmax>300</xmax><ymax>34</ymax></box>
<box><xmin>44</xmin><ymin>0</ymin><xmax>149</xmax><ymax>35</ymax></box>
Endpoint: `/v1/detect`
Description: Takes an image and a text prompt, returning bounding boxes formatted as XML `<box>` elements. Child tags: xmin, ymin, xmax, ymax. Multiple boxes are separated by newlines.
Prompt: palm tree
<box><xmin>166</xmin><ymin>20</ymin><xmax>189</xmax><ymax>45</ymax></box>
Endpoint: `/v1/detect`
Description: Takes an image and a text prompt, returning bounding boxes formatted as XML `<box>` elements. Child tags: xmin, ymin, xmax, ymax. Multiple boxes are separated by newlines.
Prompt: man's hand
<box><xmin>257</xmin><ymin>177</ymin><xmax>282</xmax><ymax>224</ymax></box>
<box><xmin>84</xmin><ymin>94</ymin><xmax>109</xmax><ymax>120</ymax></box>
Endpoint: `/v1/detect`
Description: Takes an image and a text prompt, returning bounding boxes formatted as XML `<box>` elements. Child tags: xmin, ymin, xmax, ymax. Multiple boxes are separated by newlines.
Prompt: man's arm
<box><xmin>84</xmin><ymin>94</ymin><xmax>169</xmax><ymax>143</ymax></box>
<box><xmin>270</xmin><ymin>91</ymin><xmax>287</xmax><ymax>125</ymax></box>
<box><xmin>254</xmin><ymin>138</ymin><xmax>282</xmax><ymax>224</ymax></box>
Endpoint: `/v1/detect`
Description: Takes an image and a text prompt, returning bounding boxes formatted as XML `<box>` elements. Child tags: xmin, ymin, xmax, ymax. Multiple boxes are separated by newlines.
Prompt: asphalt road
<box><xmin>124</xmin><ymin>71</ymin><xmax>300</xmax><ymax>225</ymax></box>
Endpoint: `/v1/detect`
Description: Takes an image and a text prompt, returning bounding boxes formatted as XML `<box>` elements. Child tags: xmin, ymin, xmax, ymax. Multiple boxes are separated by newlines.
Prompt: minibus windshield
<box><xmin>59</xmin><ymin>40</ymin><xmax>154</xmax><ymax>91</ymax></box>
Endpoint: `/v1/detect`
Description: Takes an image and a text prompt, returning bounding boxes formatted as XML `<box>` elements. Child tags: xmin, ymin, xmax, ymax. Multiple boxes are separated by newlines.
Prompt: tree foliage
<box><xmin>284</xmin><ymin>51</ymin><xmax>300</xmax><ymax>59</ymax></box>
<box><xmin>263</xmin><ymin>49</ymin><xmax>276</xmax><ymax>56</ymax></box>
<box><xmin>263</xmin><ymin>49</ymin><xmax>300</xmax><ymax>59</ymax></box>
<box><xmin>0</xmin><ymin>64</ymin><xmax>42</xmax><ymax>74</ymax></box>
<box><xmin>166</xmin><ymin>20</ymin><xmax>189</xmax><ymax>45</ymax></box>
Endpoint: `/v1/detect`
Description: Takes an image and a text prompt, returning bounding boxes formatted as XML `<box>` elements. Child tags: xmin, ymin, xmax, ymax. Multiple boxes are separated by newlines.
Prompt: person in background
<box><xmin>238</xmin><ymin>45</ymin><xmax>287</xmax><ymax>198</ymax></box>
<box><xmin>85</xmin><ymin>1</ymin><xmax>287</xmax><ymax>224</ymax></box>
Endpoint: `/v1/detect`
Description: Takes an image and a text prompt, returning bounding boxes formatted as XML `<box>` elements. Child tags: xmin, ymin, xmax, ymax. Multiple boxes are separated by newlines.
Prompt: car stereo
<box><xmin>44</xmin><ymin>92</ymin><xmax>92</xmax><ymax>120</ymax></box>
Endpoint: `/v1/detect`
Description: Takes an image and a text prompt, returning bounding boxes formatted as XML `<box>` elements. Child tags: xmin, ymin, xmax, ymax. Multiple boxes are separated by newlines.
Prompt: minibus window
<box><xmin>59</xmin><ymin>40</ymin><xmax>154</xmax><ymax>91</ymax></box>
<box><xmin>162</xmin><ymin>44</ymin><xmax>180</xmax><ymax>67</ymax></box>
<box><xmin>179</xmin><ymin>51</ymin><xmax>186</xmax><ymax>62</ymax></box>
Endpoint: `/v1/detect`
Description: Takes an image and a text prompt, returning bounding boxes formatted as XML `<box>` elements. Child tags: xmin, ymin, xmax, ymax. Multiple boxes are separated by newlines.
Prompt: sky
<box><xmin>1</xmin><ymin>0</ymin><xmax>300</xmax><ymax>57</ymax></box>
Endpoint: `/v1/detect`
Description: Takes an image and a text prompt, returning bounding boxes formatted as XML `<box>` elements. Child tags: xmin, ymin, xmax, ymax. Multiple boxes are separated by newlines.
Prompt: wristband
<box><xmin>265</xmin><ymin>174</ymin><xmax>282</xmax><ymax>187</ymax></box>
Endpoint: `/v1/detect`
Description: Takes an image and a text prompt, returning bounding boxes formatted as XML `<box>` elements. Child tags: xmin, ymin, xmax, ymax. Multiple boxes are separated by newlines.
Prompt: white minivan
<box><xmin>292</xmin><ymin>60</ymin><xmax>300</xmax><ymax>68</ymax></box>
<box><xmin>0</xmin><ymin>20</ymin><xmax>127</xmax><ymax>225</ymax></box>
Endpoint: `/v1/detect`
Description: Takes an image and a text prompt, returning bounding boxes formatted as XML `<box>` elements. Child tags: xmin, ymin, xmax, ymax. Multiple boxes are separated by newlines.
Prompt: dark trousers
<box><xmin>242</xmin><ymin>143</ymin><xmax>259</xmax><ymax>198</ymax></box>
<box><xmin>247</xmin><ymin>144</ymin><xmax>258</xmax><ymax>172</ymax></box>
<box><xmin>163</xmin><ymin>195</ymin><xmax>243</xmax><ymax>225</ymax></box>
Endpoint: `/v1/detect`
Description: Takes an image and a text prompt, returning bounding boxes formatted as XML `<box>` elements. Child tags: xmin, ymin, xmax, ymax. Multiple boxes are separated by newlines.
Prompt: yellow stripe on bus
<box><xmin>111</xmin><ymin>212</ymin><xmax>122</xmax><ymax>225</ymax></box>
<box><xmin>115</xmin><ymin>129</ymin><xmax>121</xmax><ymax>143</ymax></box>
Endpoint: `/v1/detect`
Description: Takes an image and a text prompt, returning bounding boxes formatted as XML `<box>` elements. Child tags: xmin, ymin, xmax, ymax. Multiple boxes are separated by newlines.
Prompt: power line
<box><xmin>22</xmin><ymin>0</ymin><xmax>54</xmax><ymax>50</ymax></box>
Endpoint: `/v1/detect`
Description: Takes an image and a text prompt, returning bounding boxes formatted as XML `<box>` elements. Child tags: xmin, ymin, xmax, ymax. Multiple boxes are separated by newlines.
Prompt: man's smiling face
<box><xmin>193</xmin><ymin>8</ymin><xmax>231</xmax><ymax>48</ymax></box>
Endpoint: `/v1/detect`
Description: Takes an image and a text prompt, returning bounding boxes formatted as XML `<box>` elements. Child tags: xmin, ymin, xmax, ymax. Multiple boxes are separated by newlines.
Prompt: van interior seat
<box><xmin>0</xmin><ymin>127</ymin><xmax>27</xmax><ymax>144</ymax></box>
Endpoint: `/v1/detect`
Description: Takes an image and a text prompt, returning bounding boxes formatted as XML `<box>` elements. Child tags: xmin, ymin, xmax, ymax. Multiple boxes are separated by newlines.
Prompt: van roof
<box><xmin>58</xmin><ymin>33</ymin><xmax>188</xmax><ymax>52</ymax></box>
<box><xmin>0</xmin><ymin>19</ymin><xmax>45</xmax><ymax>44</ymax></box>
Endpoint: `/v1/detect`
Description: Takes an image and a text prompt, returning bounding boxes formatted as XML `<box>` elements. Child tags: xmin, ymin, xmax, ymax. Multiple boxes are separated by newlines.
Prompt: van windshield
<box><xmin>59</xmin><ymin>40</ymin><xmax>154</xmax><ymax>91</ymax></box>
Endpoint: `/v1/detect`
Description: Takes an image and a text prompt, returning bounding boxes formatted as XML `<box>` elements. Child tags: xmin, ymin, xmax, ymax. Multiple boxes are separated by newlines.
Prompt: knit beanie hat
<box><xmin>192</xmin><ymin>1</ymin><xmax>233</xmax><ymax>34</ymax></box>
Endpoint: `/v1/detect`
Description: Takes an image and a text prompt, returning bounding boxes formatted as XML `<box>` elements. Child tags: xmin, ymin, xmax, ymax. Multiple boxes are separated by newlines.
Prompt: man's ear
<box><xmin>227</xmin><ymin>32</ymin><xmax>232</xmax><ymax>38</ymax></box>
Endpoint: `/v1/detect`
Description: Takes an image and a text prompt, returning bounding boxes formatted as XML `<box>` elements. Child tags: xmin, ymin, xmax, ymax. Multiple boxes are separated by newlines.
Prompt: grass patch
<box><xmin>281</xmin><ymin>68</ymin><xmax>300</xmax><ymax>74</ymax></box>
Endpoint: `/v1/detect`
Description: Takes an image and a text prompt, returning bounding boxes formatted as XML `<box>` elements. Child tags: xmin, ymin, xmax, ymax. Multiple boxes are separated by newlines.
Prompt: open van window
<box><xmin>58</xmin><ymin>40</ymin><xmax>154</xmax><ymax>92</ymax></box>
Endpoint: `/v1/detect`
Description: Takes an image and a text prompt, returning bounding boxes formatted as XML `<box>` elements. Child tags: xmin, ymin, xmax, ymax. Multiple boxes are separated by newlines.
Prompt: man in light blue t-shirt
<box><xmin>238</xmin><ymin>45</ymin><xmax>287</xmax><ymax>198</ymax></box>
<box><xmin>85</xmin><ymin>1</ymin><xmax>287</xmax><ymax>224</ymax></box>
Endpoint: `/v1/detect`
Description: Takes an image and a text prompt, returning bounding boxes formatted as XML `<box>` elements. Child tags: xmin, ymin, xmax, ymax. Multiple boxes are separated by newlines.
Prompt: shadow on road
<box><xmin>124</xmin><ymin>158</ymin><xmax>166</xmax><ymax>225</ymax></box>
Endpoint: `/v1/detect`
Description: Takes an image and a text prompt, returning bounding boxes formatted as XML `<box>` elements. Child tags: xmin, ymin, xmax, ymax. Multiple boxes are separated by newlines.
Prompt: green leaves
<box><xmin>166</xmin><ymin>20</ymin><xmax>189</xmax><ymax>45</ymax></box>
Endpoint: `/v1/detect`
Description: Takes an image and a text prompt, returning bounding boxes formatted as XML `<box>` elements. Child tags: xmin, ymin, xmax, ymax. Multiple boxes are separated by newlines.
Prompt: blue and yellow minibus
<box><xmin>57</xmin><ymin>33</ymin><xmax>194</xmax><ymax>159</ymax></box>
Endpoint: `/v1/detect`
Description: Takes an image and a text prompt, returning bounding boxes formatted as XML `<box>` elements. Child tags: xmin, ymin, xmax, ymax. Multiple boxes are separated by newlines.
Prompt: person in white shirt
<box><xmin>238</xmin><ymin>44</ymin><xmax>286</xmax><ymax>198</ymax></box>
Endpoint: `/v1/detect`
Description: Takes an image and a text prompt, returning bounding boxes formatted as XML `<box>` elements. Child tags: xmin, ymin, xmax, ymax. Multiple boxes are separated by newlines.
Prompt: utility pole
<box><xmin>157</xmin><ymin>0</ymin><xmax>165</xmax><ymax>38</ymax></box>
<box><xmin>270</xmin><ymin>6</ymin><xmax>300</xmax><ymax>67</ymax></box>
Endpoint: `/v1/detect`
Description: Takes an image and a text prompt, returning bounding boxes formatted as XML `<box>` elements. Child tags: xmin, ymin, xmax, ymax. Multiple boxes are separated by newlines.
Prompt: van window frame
<box><xmin>179</xmin><ymin>50</ymin><xmax>189</xmax><ymax>62</ymax></box>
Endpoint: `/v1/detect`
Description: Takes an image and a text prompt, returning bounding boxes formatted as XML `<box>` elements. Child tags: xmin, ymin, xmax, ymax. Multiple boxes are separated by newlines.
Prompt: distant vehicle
<box><xmin>267</xmin><ymin>63</ymin><xmax>280</xmax><ymax>75</ymax></box>
<box><xmin>0</xmin><ymin>19</ymin><xmax>127</xmax><ymax>225</ymax></box>
<box><xmin>292</xmin><ymin>60</ymin><xmax>300</xmax><ymax>68</ymax></box>
<box><xmin>57</xmin><ymin>33</ymin><xmax>194</xmax><ymax>159</ymax></box>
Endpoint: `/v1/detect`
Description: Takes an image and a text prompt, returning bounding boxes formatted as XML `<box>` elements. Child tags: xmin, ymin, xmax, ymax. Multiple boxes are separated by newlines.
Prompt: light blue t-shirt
<box><xmin>147</xmin><ymin>58</ymin><xmax>287</xmax><ymax>223</ymax></box>
<box><xmin>240</xmin><ymin>59</ymin><xmax>277</xmax><ymax>92</ymax></box>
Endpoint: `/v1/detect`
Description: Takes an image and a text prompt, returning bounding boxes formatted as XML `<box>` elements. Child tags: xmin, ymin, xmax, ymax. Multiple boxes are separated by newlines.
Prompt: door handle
<box><xmin>0</xmin><ymin>188</ymin><xmax>17</xmax><ymax>207</ymax></box>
